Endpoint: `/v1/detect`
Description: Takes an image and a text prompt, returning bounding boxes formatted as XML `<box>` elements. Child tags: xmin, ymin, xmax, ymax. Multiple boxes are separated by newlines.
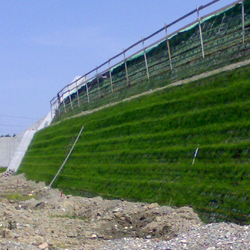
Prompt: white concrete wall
<box><xmin>8</xmin><ymin>130</ymin><xmax>36</xmax><ymax>171</ymax></box>
<box><xmin>0</xmin><ymin>134</ymin><xmax>23</xmax><ymax>167</ymax></box>
<box><xmin>7</xmin><ymin>111</ymin><xmax>53</xmax><ymax>172</ymax></box>
<box><xmin>0</xmin><ymin>111</ymin><xmax>54</xmax><ymax>172</ymax></box>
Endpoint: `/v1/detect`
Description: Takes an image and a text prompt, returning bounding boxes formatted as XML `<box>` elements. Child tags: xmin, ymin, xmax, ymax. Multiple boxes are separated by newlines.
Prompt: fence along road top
<box><xmin>50</xmin><ymin>0</ymin><xmax>245</xmax><ymax>116</ymax></box>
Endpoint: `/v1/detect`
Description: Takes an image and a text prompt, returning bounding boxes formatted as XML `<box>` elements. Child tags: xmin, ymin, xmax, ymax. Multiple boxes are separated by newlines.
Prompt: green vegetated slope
<box><xmin>18</xmin><ymin>65</ymin><xmax>250</xmax><ymax>224</ymax></box>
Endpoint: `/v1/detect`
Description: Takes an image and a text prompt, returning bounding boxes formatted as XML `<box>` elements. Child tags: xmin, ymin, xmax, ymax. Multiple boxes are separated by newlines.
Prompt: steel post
<box><xmin>142</xmin><ymin>38</ymin><xmax>150</xmax><ymax>80</ymax></box>
<box><xmin>109</xmin><ymin>60</ymin><xmax>114</xmax><ymax>93</ymax></box>
<box><xmin>165</xmin><ymin>25</ymin><xmax>173</xmax><ymax>71</ymax></box>
<box><xmin>86</xmin><ymin>82</ymin><xmax>90</xmax><ymax>103</ymax></box>
<box><xmin>68</xmin><ymin>87</ymin><xmax>73</xmax><ymax>110</ymax></box>
<box><xmin>242</xmin><ymin>0</ymin><xmax>245</xmax><ymax>44</ymax></box>
<box><xmin>197</xmin><ymin>6</ymin><xmax>205</xmax><ymax>58</ymax></box>
<box><xmin>96</xmin><ymin>68</ymin><xmax>101</xmax><ymax>98</ymax></box>
<box><xmin>123</xmin><ymin>50</ymin><xmax>130</xmax><ymax>86</ymax></box>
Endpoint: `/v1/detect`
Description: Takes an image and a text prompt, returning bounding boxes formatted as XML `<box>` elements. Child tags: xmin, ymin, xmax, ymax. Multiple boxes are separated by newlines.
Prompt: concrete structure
<box><xmin>0</xmin><ymin>133</ymin><xmax>24</xmax><ymax>168</ymax></box>
<box><xmin>7</xmin><ymin>130</ymin><xmax>37</xmax><ymax>171</ymax></box>
<box><xmin>0</xmin><ymin>111</ymin><xmax>54</xmax><ymax>172</ymax></box>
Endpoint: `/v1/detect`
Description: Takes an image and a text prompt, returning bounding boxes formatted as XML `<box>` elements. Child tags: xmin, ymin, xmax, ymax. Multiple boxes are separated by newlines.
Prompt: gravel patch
<box><xmin>99</xmin><ymin>223</ymin><xmax>250</xmax><ymax>250</ymax></box>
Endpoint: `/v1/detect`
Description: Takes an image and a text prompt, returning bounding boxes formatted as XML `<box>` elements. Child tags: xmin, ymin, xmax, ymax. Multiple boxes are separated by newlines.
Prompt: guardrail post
<box><xmin>56</xmin><ymin>94</ymin><xmax>61</xmax><ymax>116</ymax></box>
<box><xmin>197</xmin><ymin>6</ymin><xmax>205</xmax><ymax>58</ymax></box>
<box><xmin>75</xmin><ymin>80</ymin><xmax>80</xmax><ymax>107</ymax></box>
<box><xmin>62</xmin><ymin>97</ymin><xmax>67</xmax><ymax>113</ymax></box>
<box><xmin>96</xmin><ymin>68</ymin><xmax>101</xmax><ymax>98</ymax></box>
<box><xmin>123</xmin><ymin>50</ymin><xmax>130</xmax><ymax>86</ymax></box>
<box><xmin>165</xmin><ymin>25</ymin><xmax>173</xmax><ymax>71</ymax></box>
<box><xmin>109</xmin><ymin>60</ymin><xmax>114</xmax><ymax>93</ymax></box>
<box><xmin>68</xmin><ymin>87</ymin><xmax>73</xmax><ymax>110</ymax></box>
<box><xmin>142</xmin><ymin>38</ymin><xmax>150</xmax><ymax>80</ymax></box>
<box><xmin>86</xmin><ymin>82</ymin><xmax>90</xmax><ymax>103</ymax></box>
<box><xmin>242</xmin><ymin>0</ymin><xmax>245</xmax><ymax>44</ymax></box>
<box><xmin>55</xmin><ymin>94</ymin><xmax>61</xmax><ymax>116</ymax></box>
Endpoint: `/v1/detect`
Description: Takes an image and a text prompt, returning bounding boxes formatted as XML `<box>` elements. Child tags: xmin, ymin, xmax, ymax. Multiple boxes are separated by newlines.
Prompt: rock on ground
<box><xmin>0</xmin><ymin>173</ymin><xmax>249</xmax><ymax>250</ymax></box>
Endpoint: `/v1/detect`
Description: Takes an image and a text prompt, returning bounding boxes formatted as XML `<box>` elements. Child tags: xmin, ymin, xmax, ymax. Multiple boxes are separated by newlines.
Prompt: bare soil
<box><xmin>0</xmin><ymin>173</ymin><xmax>202</xmax><ymax>249</ymax></box>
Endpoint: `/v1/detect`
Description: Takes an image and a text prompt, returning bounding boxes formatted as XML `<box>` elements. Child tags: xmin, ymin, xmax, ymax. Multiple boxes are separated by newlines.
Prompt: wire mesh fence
<box><xmin>51</xmin><ymin>0</ymin><xmax>250</xmax><ymax>119</ymax></box>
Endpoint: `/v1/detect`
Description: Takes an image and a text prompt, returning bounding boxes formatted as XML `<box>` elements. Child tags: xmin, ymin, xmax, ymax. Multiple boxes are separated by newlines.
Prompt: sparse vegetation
<box><xmin>7</xmin><ymin>220</ymin><xmax>17</xmax><ymax>230</ymax></box>
<box><xmin>0</xmin><ymin>168</ymin><xmax>7</xmax><ymax>174</ymax></box>
<box><xmin>6</xmin><ymin>192</ymin><xmax>38</xmax><ymax>201</ymax></box>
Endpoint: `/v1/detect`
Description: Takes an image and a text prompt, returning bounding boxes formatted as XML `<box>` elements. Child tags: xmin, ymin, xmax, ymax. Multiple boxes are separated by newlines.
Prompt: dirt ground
<box><xmin>0</xmin><ymin>172</ymin><xmax>203</xmax><ymax>249</ymax></box>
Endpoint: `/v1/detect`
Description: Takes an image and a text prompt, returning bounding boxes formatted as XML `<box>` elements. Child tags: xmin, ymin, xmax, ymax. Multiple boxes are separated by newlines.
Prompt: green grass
<box><xmin>0</xmin><ymin>168</ymin><xmax>6</xmax><ymax>174</ymax></box>
<box><xmin>5</xmin><ymin>192</ymin><xmax>38</xmax><ymax>201</ymax></box>
<box><xmin>18</xmin><ymin>64</ymin><xmax>250</xmax><ymax>225</ymax></box>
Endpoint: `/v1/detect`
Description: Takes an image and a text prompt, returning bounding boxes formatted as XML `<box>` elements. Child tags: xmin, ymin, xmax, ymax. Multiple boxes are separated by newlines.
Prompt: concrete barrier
<box><xmin>4</xmin><ymin>111</ymin><xmax>54</xmax><ymax>172</ymax></box>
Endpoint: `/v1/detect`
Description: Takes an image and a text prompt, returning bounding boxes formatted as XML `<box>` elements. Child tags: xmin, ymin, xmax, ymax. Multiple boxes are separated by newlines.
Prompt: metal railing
<box><xmin>50</xmin><ymin>0</ymin><xmax>247</xmax><ymax>118</ymax></box>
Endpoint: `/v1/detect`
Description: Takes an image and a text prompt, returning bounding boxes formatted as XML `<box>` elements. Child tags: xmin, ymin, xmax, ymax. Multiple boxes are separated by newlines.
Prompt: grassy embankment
<box><xmin>18</xmin><ymin>65</ymin><xmax>250</xmax><ymax>224</ymax></box>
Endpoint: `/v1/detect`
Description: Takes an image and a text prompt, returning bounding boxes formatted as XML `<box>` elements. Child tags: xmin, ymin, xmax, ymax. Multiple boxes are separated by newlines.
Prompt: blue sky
<box><xmin>0</xmin><ymin>0</ymin><xmax>237</xmax><ymax>135</ymax></box>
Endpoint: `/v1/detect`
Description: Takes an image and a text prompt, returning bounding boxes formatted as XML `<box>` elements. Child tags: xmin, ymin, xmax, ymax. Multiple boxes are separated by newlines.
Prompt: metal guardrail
<box><xmin>50</xmin><ymin>0</ymin><xmax>245</xmax><ymax>117</ymax></box>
